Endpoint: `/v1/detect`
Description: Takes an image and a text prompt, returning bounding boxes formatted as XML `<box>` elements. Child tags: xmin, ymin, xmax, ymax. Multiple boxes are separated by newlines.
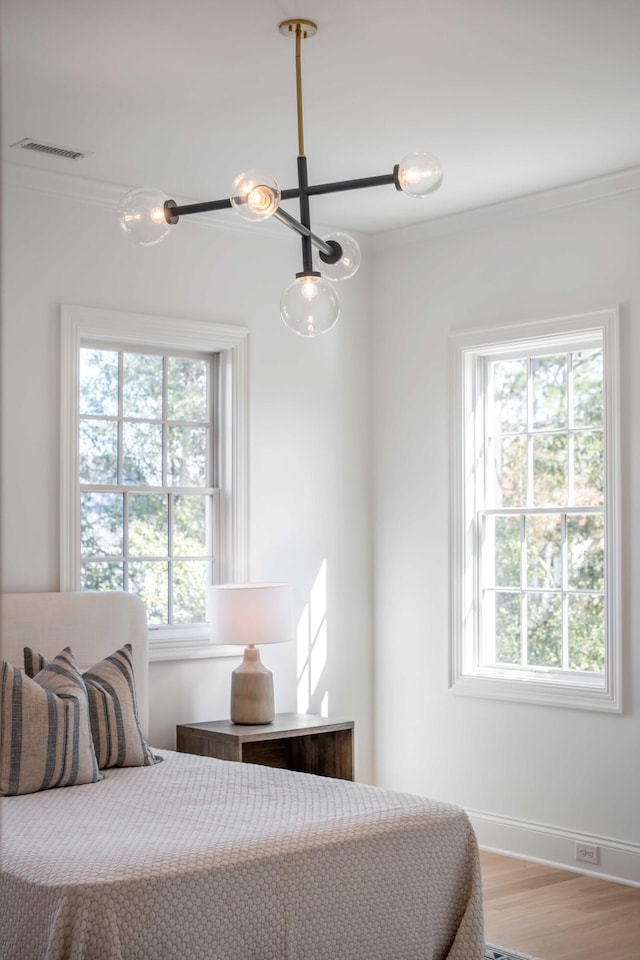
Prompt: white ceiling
<box><xmin>3</xmin><ymin>0</ymin><xmax>640</xmax><ymax>234</ymax></box>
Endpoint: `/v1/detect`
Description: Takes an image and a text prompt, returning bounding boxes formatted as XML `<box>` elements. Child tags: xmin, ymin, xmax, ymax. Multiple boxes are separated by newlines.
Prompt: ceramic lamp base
<box><xmin>230</xmin><ymin>645</ymin><xmax>275</xmax><ymax>724</ymax></box>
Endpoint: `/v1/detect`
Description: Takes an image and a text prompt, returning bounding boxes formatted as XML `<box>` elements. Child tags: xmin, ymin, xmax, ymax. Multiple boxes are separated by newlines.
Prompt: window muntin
<box><xmin>78</xmin><ymin>346</ymin><xmax>218</xmax><ymax>629</ymax></box>
<box><xmin>450</xmin><ymin>310</ymin><xmax>620</xmax><ymax>711</ymax></box>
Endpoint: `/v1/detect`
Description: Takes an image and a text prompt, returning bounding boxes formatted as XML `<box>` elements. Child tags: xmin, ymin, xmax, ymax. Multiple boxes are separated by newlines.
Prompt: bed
<box><xmin>0</xmin><ymin>592</ymin><xmax>484</xmax><ymax>960</ymax></box>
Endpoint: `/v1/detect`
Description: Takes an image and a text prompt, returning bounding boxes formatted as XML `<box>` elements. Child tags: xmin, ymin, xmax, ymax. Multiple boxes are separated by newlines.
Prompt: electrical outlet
<box><xmin>575</xmin><ymin>841</ymin><xmax>600</xmax><ymax>865</ymax></box>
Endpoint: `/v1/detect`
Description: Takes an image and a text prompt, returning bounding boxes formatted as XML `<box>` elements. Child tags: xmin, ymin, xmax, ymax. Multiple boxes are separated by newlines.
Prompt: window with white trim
<box><xmin>450</xmin><ymin>310</ymin><xmax>621</xmax><ymax>711</ymax></box>
<box><xmin>61</xmin><ymin>306</ymin><xmax>249</xmax><ymax>661</ymax></box>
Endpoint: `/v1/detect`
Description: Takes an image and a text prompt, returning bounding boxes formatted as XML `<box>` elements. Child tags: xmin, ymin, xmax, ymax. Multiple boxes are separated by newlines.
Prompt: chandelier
<box><xmin>118</xmin><ymin>19</ymin><xmax>443</xmax><ymax>337</ymax></box>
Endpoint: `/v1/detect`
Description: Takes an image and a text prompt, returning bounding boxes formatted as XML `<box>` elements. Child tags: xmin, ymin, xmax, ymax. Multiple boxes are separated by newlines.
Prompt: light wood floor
<box><xmin>481</xmin><ymin>851</ymin><xmax>640</xmax><ymax>960</ymax></box>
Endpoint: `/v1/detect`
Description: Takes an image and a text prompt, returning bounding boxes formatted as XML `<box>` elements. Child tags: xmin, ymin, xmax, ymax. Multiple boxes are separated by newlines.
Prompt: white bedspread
<box><xmin>0</xmin><ymin>750</ymin><xmax>484</xmax><ymax>960</ymax></box>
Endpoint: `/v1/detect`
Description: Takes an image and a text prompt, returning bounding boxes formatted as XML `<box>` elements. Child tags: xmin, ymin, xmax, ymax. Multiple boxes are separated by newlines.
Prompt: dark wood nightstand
<box><xmin>176</xmin><ymin>713</ymin><xmax>354</xmax><ymax>780</ymax></box>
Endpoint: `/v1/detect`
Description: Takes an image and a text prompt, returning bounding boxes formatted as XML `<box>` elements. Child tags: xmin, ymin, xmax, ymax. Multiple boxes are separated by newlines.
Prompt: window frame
<box><xmin>61</xmin><ymin>305</ymin><xmax>249</xmax><ymax>662</ymax></box>
<box><xmin>449</xmin><ymin>308</ymin><xmax>621</xmax><ymax>712</ymax></box>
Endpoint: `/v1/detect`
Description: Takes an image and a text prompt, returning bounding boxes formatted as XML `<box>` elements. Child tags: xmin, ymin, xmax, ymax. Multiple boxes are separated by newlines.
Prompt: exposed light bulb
<box><xmin>396</xmin><ymin>152</ymin><xmax>443</xmax><ymax>198</ymax></box>
<box><xmin>118</xmin><ymin>188</ymin><xmax>173</xmax><ymax>245</ymax></box>
<box><xmin>301</xmin><ymin>278</ymin><xmax>318</xmax><ymax>301</ymax></box>
<box><xmin>281</xmin><ymin>274</ymin><xmax>339</xmax><ymax>337</ymax></box>
<box><xmin>247</xmin><ymin>185</ymin><xmax>278</xmax><ymax>218</ymax></box>
<box><xmin>230</xmin><ymin>169</ymin><xmax>281</xmax><ymax>221</ymax></box>
<box><xmin>317</xmin><ymin>232</ymin><xmax>361</xmax><ymax>281</ymax></box>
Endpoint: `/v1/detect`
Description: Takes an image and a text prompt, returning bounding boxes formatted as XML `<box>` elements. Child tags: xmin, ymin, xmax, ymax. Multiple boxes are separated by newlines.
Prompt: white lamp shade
<box><xmin>209</xmin><ymin>583</ymin><xmax>293</xmax><ymax>646</ymax></box>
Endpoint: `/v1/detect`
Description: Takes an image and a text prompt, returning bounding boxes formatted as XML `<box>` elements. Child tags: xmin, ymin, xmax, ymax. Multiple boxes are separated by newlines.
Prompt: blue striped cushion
<box><xmin>24</xmin><ymin>644</ymin><xmax>160</xmax><ymax>769</ymax></box>
<box><xmin>0</xmin><ymin>648</ymin><xmax>102</xmax><ymax>797</ymax></box>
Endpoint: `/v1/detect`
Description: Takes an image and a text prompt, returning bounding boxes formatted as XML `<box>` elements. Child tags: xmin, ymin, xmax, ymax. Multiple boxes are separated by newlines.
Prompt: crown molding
<box><xmin>1</xmin><ymin>161</ymin><xmax>362</xmax><ymax>246</ymax></box>
<box><xmin>372</xmin><ymin>165</ymin><xmax>640</xmax><ymax>251</ymax></box>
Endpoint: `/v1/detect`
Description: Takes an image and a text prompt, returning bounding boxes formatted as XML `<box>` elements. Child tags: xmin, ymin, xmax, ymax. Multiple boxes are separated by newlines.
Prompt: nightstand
<box><xmin>176</xmin><ymin>713</ymin><xmax>354</xmax><ymax>780</ymax></box>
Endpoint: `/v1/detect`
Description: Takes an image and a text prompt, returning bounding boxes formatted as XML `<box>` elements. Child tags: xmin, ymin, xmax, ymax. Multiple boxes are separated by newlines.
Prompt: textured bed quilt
<box><xmin>0</xmin><ymin>749</ymin><xmax>484</xmax><ymax>960</ymax></box>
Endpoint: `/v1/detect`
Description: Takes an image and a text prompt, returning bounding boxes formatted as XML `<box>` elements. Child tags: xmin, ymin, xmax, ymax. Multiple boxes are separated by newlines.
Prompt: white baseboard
<box><xmin>467</xmin><ymin>809</ymin><xmax>640</xmax><ymax>888</ymax></box>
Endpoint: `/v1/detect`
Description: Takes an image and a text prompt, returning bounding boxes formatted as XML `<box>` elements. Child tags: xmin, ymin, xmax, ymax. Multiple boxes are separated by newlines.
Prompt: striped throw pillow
<box><xmin>24</xmin><ymin>644</ymin><xmax>161</xmax><ymax>770</ymax></box>
<box><xmin>0</xmin><ymin>647</ymin><xmax>102</xmax><ymax>797</ymax></box>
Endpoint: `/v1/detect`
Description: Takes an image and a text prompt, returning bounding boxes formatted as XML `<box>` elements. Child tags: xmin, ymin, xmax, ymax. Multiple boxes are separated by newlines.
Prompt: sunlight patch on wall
<box><xmin>296</xmin><ymin>604</ymin><xmax>311</xmax><ymax>713</ymax></box>
<box><xmin>297</xmin><ymin>560</ymin><xmax>328</xmax><ymax>714</ymax></box>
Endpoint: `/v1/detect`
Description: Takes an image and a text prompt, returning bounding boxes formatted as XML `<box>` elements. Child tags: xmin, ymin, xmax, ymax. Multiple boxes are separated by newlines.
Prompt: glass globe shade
<box><xmin>280</xmin><ymin>275</ymin><xmax>340</xmax><ymax>337</ymax></box>
<box><xmin>318</xmin><ymin>232</ymin><xmax>361</xmax><ymax>281</ymax></box>
<box><xmin>396</xmin><ymin>152</ymin><xmax>443</xmax><ymax>198</ymax></box>
<box><xmin>118</xmin><ymin>187</ymin><xmax>172</xmax><ymax>245</ymax></box>
<box><xmin>230</xmin><ymin>170</ymin><xmax>281</xmax><ymax>221</ymax></box>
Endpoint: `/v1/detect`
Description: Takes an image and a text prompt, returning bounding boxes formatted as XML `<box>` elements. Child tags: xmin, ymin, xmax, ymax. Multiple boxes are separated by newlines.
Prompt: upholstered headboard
<box><xmin>0</xmin><ymin>592</ymin><xmax>149</xmax><ymax>734</ymax></box>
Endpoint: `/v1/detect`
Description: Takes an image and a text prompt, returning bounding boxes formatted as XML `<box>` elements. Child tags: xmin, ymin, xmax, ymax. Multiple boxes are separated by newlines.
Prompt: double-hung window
<box><xmin>450</xmin><ymin>309</ymin><xmax>621</xmax><ymax>711</ymax></box>
<box><xmin>61</xmin><ymin>306</ymin><xmax>248</xmax><ymax>660</ymax></box>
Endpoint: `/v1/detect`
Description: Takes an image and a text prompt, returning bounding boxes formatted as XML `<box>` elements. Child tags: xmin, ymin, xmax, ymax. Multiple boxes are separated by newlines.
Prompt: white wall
<box><xmin>1</xmin><ymin>168</ymin><xmax>374</xmax><ymax>781</ymax></box>
<box><xmin>371</xmin><ymin>188</ymin><xmax>640</xmax><ymax>882</ymax></box>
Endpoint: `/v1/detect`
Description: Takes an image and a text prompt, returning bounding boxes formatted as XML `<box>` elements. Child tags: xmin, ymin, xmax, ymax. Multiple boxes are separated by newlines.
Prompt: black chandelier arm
<box><xmin>166</xmin><ymin>197</ymin><xmax>231</xmax><ymax>219</ymax></box>
<box><xmin>306</xmin><ymin>172</ymin><xmax>398</xmax><ymax>196</ymax></box>
<box><xmin>280</xmin><ymin>171</ymin><xmax>398</xmax><ymax>200</ymax></box>
<box><xmin>165</xmin><ymin>170</ymin><xmax>400</xmax><ymax>224</ymax></box>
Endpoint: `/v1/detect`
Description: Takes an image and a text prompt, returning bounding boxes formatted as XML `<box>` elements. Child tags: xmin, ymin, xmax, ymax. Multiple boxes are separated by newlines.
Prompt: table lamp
<box><xmin>209</xmin><ymin>583</ymin><xmax>293</xmax><ymax>724</ymax></box>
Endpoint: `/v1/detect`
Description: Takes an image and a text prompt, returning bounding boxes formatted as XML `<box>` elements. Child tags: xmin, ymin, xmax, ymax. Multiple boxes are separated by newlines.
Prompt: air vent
<box><xmin>10</xmin><ymin>138</ymin><xmax>92</xmax><ymax>161</ymax></box>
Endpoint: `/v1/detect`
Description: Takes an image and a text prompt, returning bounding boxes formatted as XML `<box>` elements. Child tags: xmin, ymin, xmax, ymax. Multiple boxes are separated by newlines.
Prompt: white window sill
<box><xmin>451</xmin><ymin>671</ymin><xmax>621</xmax><ymax>713</ymax></box>
<box><xmin>148</xmin><ymin>631</ymin><xmax>242</xmax><ymax>663</ymax></box>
